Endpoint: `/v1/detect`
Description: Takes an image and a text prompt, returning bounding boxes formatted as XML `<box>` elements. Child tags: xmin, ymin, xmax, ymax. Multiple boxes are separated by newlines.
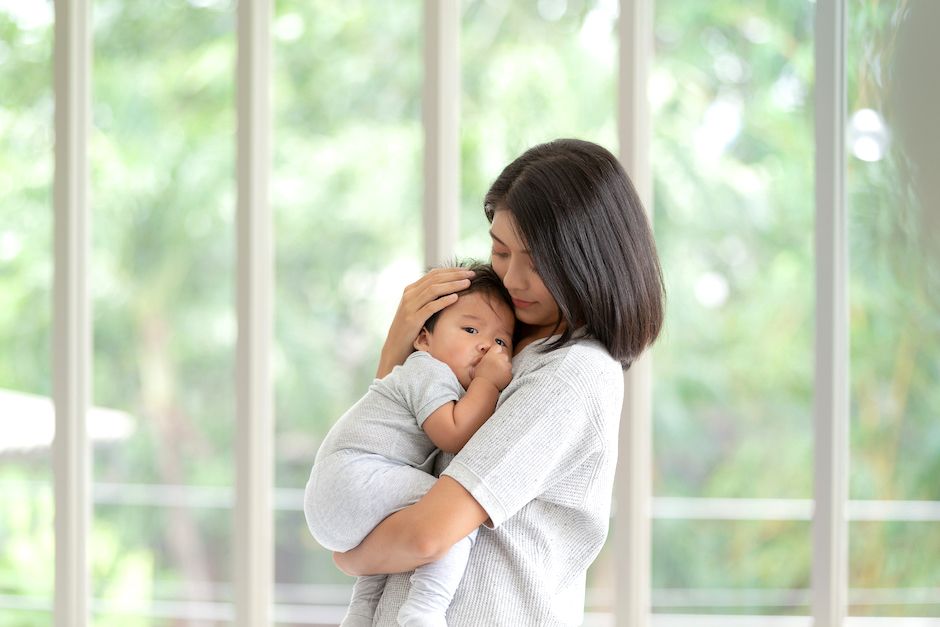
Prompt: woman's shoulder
<box><xmin>514</xmin><ymin>335</ymin><xmax>622</xmax><ymax>390</ymax></box>
<box><xmin>377</xmin><ymin>350</ymin><xmax>461</xmax><ymax>398</ymax></box>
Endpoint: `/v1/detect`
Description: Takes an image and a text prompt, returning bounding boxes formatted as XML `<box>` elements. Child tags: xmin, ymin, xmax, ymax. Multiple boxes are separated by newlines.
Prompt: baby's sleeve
<box><xmin>398</xmin><ymin>352</ymin><xmax>464</xmax><ymax>428</ymax></box>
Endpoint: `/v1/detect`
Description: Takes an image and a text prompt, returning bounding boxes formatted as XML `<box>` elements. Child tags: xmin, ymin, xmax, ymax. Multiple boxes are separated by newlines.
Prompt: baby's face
<box><xmin>414</xmin><ymin>291</ymin><xmax>515</xmax><ymax>389</ymax></box>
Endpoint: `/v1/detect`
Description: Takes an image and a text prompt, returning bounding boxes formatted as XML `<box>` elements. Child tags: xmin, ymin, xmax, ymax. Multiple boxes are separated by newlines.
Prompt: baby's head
<box><xmin>414</xmin><ymin>262</ymin><xmax>516</xmax><ymax>389</ymax></box>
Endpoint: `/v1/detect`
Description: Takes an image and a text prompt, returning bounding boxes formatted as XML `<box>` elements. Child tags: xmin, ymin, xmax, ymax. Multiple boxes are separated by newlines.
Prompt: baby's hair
<box><xmin>423</xmin><ymin>260</ymin><xmax>515</xmax><ymax>335</ymax></box>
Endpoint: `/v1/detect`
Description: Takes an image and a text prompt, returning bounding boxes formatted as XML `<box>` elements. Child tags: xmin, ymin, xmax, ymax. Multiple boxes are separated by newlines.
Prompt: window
<box><xmin>0</xmin><ymin>0</ymin><xmax>55</xmax><ymax>622</ymax></box>
<box><xmin>846</xmin><ymin>0</ymin><xmax>940</xmax><ymax>619</ymax></box>
<box><xmin>651</xmin><ymin>0</ymin><xmax>816</xmax><ymax>617</ymax></box>
<box><xmin>1</xmin><ymin>1</ymin><xmax>937</xmax><ymax>625</ymax></box>
<box><xmin>272</xmin><ymin>1</ymin><xmax>424</xmax><ymax>621</ymax></box>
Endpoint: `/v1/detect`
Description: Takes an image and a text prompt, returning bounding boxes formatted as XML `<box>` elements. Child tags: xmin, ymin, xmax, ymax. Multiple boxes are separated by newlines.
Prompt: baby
<box><xmin>305</xmin><ymin>261</ymin><xmax>515</xmax><ymax>627</ymax></box>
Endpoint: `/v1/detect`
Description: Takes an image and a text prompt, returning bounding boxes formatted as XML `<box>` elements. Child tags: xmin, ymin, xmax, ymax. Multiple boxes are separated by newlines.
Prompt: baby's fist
<box><xmin>475</xmin><ymin>345</ymin><xmax>513</xmax><ymax>391</ymax></box>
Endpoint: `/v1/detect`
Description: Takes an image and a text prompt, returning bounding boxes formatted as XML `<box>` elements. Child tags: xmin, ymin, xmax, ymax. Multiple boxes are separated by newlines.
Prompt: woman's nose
<box><xmin>502</xmin><ymin>261</ymin><xmax>525</xmax><ymax>291</ymax></box>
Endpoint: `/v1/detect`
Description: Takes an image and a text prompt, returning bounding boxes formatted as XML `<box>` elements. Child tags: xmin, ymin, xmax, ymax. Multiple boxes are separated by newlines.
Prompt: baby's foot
<box><xmin>340</xmin><ymin>612</ymin><xmax>375</xmax><ymax>627</ymax></box>
<box><xmin>397</xmin><ymin>599</ymin><xmax>448</xmax><ymax>627</ymax></box>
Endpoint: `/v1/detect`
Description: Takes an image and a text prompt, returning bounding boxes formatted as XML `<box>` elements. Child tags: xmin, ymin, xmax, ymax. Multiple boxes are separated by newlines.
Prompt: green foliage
<box><xmin>652</xmin><ymin>0</ymin><xmax>817</xmax><ymax>501</ymax></box>
<box><xmin>649</xmin><ymin>0</ymin><xmax>939</xmax><ymax>616</ymax></box>
<box><xmin>459</xmin><ymin>0</ymin><xmax>617</xmax><ymax>254</ymax></box>
<box><xmin>0</xmin><ymin>4</ymin><xmax>53</xmax><ymax>401</ymax></box>
<box><xmin>845</xmin><ymin>0</ymin><xmax>940</xmax><ymax>505</ymax></box>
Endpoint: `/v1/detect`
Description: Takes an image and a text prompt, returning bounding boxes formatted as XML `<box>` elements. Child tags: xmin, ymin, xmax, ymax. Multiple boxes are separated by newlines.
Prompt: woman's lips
<box><xmin>512</xmin><ymin>297</ymin><xmax>535</xmax><ymax>309</ymax></box>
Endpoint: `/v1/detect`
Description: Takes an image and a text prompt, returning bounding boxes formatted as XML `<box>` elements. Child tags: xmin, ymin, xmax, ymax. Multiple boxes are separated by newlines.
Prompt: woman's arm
<box><xmin>377</xmin><ymin>268</ymin><xmax>475</xmax><ymax>378</ymax></box>
<box><xmin>333</xmin><ymin>476</ymin><xmax>488</xmax><ymax>577</ymax></box>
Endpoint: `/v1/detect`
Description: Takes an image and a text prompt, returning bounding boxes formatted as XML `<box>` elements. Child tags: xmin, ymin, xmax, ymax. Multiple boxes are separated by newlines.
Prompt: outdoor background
<box><xmin>1</xmin><ymin>0</ymin><xmax>937</xmax><ymax>624</ymax></box>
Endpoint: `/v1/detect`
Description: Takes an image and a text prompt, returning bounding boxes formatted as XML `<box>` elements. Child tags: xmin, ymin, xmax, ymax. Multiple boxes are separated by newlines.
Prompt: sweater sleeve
<box><xmin>441</xmin><ymin>364</ymin><xmax>608</xmax><ymax>528</ymax></box>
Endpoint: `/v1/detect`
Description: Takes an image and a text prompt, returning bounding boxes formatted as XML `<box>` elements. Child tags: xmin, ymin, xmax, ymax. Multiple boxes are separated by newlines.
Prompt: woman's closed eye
<box><xmin>493</xmin><ymin>246</ymin><xmax>538</xmax><ymax>273</ymax></box>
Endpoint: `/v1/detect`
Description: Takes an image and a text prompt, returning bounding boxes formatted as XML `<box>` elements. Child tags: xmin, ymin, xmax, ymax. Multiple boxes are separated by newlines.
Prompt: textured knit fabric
<box><xmin>306</xmin><ymin>350</ymin><xmax>464</xmax><ymax>550</ymax></box>
<box><xmin>305</xmin><ymin>351</ymin><xmax>471</xmax><ymax>626</ymax></box>
<box><xmin>315</xmin><ymin>351</ymin><xmax>464</xmax><ymax>468</ymax></box>
<box><xmin>307</xmin><ymin>451</ymin><xmax>438</xmax><ymax>552</ymax></box>
<box><xmin>371</xmin><ymin>335</ymin><xmax>624</xmax><ymax>626</ymax></box>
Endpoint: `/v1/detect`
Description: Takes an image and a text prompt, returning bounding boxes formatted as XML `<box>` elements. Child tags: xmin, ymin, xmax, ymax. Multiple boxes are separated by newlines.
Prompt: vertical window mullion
<box><xmin>616</xmin><ymin>1</ymin><xmax>654</xmax><ymax>625</ymax></box>
<box><xmin>235</xmin><ymin>0</ymin><xmax>274</xmax><ymax>624</ymax></box>
<box><xmin>813</xmin><ymin>0</ymin><xmax>849</xmax><ymax>625</ymax></box>
<box><xmin>422</xmin><ymin>0</ymin><xmax>459</xmax><ymax>268</ymax></box>
<box><xmin>53</xmin><ymin>0</ymin><xmax>92</xmax><ymax>625</ymax></box>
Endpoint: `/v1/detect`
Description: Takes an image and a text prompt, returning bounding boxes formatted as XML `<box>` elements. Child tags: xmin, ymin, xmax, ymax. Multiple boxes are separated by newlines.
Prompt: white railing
<box><xmin>3</xmin><ymin>480</ymin><xmax>938</xmax><ymax>623</ymax></box>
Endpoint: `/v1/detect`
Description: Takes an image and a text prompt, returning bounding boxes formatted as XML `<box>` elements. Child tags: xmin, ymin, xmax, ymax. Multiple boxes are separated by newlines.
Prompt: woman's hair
<box><xmin>423</xmin><ymin>260</ymin><xmax>516</xmax><ymax>337</ymax></box>
<box><xmin>484</xmin><ymin>138</ymin><xmax>665</xmax><ymax>369</ymax></box>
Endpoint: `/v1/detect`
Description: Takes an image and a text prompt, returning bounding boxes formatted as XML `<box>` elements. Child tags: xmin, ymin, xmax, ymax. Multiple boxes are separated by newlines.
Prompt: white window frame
<box><xmin>422</xmin><ymin>0</ymin><xmax>460</xmax><ymax>268</ymax></box>
<box><xmin>53</xmin><ymin>0</ymin><xmax>92</xmax><ymax>625</ymax></box>
<box><xmin>812</xmin><ymin>1</ymin><xmax>850</xmax><ymax>626</ymax></box>
<box><xmin>234</xmin><ymin>0</ymin><xmax>274</xmax><ymax>625</ymax></box>
<box><xmin>616</xmin><ymin>1</ymin><xmax>654</xmax><ymax>625</ymax></box>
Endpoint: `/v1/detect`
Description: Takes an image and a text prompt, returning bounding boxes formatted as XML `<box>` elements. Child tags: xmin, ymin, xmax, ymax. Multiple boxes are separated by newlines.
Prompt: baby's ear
<box><xmin>413</xmin><ymin>327</ymin><xmax>431</xmax><ymax>352</ymax></box>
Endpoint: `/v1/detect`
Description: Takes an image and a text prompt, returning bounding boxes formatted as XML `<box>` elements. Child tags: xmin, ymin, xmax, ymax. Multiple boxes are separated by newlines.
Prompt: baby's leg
<box><xmin>305</xmin><ymin>451</ymin><xmax>438</xmax><ymax>625</ymax></box>
<box><xmin>397</xmin><ymin>527</ymin><xmax>478</xmax><ymax>627</ymax></box>
<box><xmin>341</xmin><ymin>574</ymin><xmax>388</xmax><ymax>627</ymax></box>
<box><xmin>305</xmin><ymin>451</ymin><xmax>437</xmax><ymax>552</ymax></box>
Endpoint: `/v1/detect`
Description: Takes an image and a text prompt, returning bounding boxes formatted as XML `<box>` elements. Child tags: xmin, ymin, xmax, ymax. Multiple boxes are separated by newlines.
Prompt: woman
<box><xmin>331</xmin><ymin>138</ymin><xmax>665</xmax><ymax>626</ymax></box>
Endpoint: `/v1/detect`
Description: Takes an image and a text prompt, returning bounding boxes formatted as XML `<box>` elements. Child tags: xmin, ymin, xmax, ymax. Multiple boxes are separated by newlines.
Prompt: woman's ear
<box><xmin>413</xmin><ymin>327</ymin><xmax>431</xmax><ymax>352</ymax></box>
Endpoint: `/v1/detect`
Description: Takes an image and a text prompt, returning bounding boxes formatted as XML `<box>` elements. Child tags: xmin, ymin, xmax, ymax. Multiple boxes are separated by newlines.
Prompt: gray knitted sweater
<box><xmin>372</xmin><ymin>334</ymin><xmax>624</xmax><ymax>626</ymax></box>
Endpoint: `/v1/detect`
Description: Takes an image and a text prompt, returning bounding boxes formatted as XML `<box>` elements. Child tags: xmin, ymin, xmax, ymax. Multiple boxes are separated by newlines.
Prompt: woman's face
<box><xmin>489</xmin><ymin>210</ymin><xmax>564</xmax><ymax>341</ymax></box>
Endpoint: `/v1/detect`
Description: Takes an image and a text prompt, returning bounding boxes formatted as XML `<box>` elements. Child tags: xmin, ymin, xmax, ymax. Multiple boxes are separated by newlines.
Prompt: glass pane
<box><xmin>651</xmin><ymin>0</ymin><xmax>815</xmax><ymax>616</ymax></box>
<box><xmin>849</xmin><ymin>521</ymin><xmax>940</xmax><ymax>618</ymax></box>
<box><xmin>847</xmin><ymin>0</ymin><xmax>940</xmax><ymax>619</ymax></box>
<box><xmin>652</xmin><ymin>520</ymin><xmax>811</xmax><ymax>615</ymax></box>
<box><xmin>273</xmin><ymin>1</ymin><xmax>424</xmax><ymax>622</ymax></box>
<box><xmin>91</xmin><ymin>0</ymin><xmax>237</xmax><ymax>622</ymax></box>
<box><xmin>459</xmin><ymin>0</ymin><xmax>617</xmax><ymax>255</ymax></box>
<box><xmin>0</xmin><ymin>0</ymin><xmax>54</xmax><ymax>621</ymax></box>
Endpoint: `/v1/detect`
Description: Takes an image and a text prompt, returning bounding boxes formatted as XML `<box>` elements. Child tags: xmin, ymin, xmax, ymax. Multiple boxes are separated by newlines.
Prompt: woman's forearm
<box><xmin>333</xmin><ymin>476</ymin><xmax>489</xmax><ymax>577</ymax></box>
<box><xmin>333</xmin><ymin>507</ymin><xmax>441</xmax><ymax>576</ymax></box>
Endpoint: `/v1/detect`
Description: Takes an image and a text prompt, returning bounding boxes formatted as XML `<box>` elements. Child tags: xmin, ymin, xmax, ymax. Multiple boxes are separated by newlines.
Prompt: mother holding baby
<box><xmin>333</xmin><ymin>138</ymin><xmax>665</xmax><ymax>625</ymax></box>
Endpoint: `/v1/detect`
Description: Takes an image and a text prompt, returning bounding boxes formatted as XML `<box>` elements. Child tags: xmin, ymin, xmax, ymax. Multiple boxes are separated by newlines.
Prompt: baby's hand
<box><xmin>474</xmin><ymin>345</ymin><xmax>513</xmax><ymax>391</ymax></box>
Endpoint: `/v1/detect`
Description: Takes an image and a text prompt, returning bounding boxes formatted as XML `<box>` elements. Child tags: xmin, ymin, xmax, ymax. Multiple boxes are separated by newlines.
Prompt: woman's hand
<box><xmin>376</xmin><ymin>267</ymin><xmax>475</xmax><ymax>378</ymax></box>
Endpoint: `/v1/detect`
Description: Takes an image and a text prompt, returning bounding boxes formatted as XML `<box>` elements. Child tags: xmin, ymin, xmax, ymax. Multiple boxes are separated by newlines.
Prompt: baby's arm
<box><xmin>422</xmin><ymin>345</ymin><xmax>512</xmax><ymax>454</ymax></box>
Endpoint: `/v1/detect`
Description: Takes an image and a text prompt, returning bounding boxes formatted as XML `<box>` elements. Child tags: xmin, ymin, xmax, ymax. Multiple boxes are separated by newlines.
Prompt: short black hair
<box><xmin>484</xmin><ymin>138</ymin><xmax>665</xmax><ymax>369</ymax></box>
<box><xmin>423</xmin><ymin>260</ymin><xmax>516</xmax><ymax>337</ymax></box>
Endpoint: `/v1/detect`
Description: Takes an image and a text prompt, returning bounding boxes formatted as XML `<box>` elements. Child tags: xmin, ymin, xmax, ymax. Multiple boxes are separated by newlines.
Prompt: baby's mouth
<box><xmin>469</xmin><ymin>357</ymin><xmax>483</xmax><ymax>381</ymax></box>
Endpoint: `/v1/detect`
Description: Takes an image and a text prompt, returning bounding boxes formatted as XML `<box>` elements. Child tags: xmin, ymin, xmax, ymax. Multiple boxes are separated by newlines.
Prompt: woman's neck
<box><xmin>513</xmin><ymin>320</ymin><xmax>567</xmax><ymax>355</ymax></box>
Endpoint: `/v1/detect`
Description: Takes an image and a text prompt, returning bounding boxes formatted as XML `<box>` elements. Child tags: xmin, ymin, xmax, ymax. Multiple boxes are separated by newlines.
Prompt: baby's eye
<box><xmin>496</xmin><ymin>338</ymin><xmax>508</xmax><ymax>347</ymax></box>
<box><xmin>464</xmin><ymin>327</ymin><xmax>478</xmax><ymax>334</ymax></box>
